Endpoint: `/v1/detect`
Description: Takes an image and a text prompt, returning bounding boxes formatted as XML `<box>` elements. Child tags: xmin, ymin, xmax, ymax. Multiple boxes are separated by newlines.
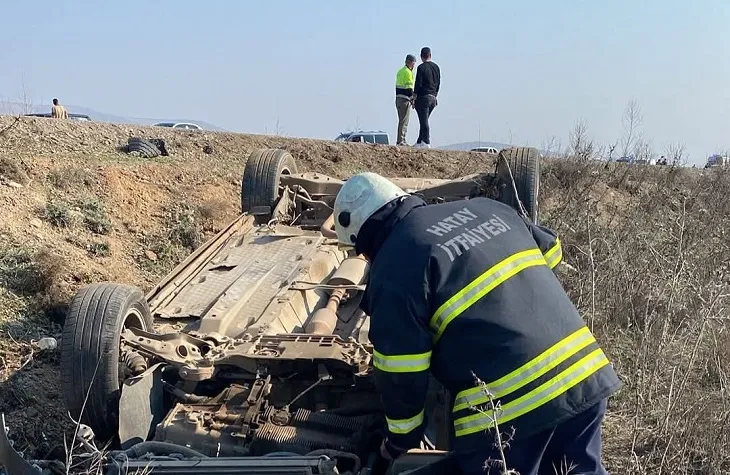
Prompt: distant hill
<box><xmin>3</xmin><ymin>102</ymin><xmax>226</xmax><ymax>131</ymax></box>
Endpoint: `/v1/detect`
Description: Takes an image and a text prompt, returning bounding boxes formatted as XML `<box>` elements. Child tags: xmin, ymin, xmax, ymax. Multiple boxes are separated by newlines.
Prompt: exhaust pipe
<box><xmin>305</xmin><ymin>256</ymin><xmax>368</xmax><ymax>334</ymax></box>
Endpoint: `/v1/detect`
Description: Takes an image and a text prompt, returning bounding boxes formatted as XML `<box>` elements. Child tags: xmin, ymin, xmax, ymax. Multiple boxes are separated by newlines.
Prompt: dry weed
<box><xmin>0</xmin><ymin>155</ymin><xmax>29</xmax><ymax>184</ymax></box>
<box><xmin>78</xmin><ymin>198</ymin><xmax>112</xmax><ymax>235</ymax></box>
<box><xmin>468</xmin><ymin>372</ymin><xmax>519</xmax><ymax>475</ymax></box>
<box><xmin>541</xmin><ymin>158</ymin><xmax>730</xmax><ymax>473</ymax></box>
<box><xmin>0</xmin><ymin>246</ymin><xmax>64</xmax><ymax>295</ymax></box>
<box><xmin>167</xmin><ymin>203</ymin><xmax>202</xmax><ymax>250</ymax></box>
<box><xmin>48</xmin><ymin>167</ymin><xmax>94</xmax><ymax>190</ymax></box>
<box><xmin>44</xmin><ymin>200</ymin><xmax>76</xmax><ymax>228</ymax></box>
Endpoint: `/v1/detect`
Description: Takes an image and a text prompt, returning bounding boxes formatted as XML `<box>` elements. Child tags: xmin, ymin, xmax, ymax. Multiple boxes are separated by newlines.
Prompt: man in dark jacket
<box><xmin>413</xmin><ymin>47</ymin><xmax>440</xmax><ymax>148</ymax></box>
<box><xmin>332</xmin><ymin>172</ymin><xmax>622</xmax><ymax>475</ymax></box>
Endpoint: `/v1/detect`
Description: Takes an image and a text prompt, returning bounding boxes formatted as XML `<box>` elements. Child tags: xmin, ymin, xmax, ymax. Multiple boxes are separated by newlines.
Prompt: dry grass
<box><xmin>0</xmin><ymin>156</ymin><xmax>29</xmax><ymax>184</ymax></box>
<box><xmin>135</xmin><ymin>202</ymin><xmax>204</xmax><ymax>275</ymax></box>
<box><xmin>41</xmin><ymin>195</ymin><xmax>112</xmax><ymax>235</ymax></box>
<box><xmin>540</xmin><ymin>158</ymin><xmax>730</xmax><ymax>474</ymax></box>
<box><xmin>78</xmin><ymin>198</ymin><xmax>112</xmax><ymax>235</ymax></box>
<box><xmin>47</xmin><ymin>167</ymin><xmax>94</xmax><ymax>190</ymax></box>
<box><xmin>197</xmin><ymin>198</ymin><xmax>229</xmax><ymax>232</ymax></box>
<box><xmin>167</xmin><ymin>203</ymin><xmax>202</xmax><ymax>250</ymax></box>
<box><xmin>43</xmin><ymin>200</ymin><xmax>76</xmax><ymax>228</ymax></box>
<box><xmin>0</xmin><ymin>246</ymin><xmax>65</xmax><ymax>296</ymax></box>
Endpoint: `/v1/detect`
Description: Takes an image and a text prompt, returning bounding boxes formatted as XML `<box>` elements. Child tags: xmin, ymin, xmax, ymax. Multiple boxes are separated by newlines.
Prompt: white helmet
<box><xmin>333</xmin><ymin>172</ymin><xmax>408</xmax><ymax>246</ymax></box>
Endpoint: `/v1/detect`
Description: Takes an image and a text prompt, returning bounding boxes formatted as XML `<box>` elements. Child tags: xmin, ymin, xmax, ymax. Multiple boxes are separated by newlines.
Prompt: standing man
<box><xmin>332</xmin><ymin>172</ymin><xmax>622</xmax><ymax>474</ymax></box>
<box><xmin>413</xmin><ymin>47</ymin><xmax>440</xmax><ymax>148</ymax></box>
<box><xmin>395</xmin><ymin>54</ymin><xmax>416</xmax><ymax>146</ymax></box>
<box><xmin>51</xmin><ymin>98</ymin><xmax>68</xmax><ymax>119</ymax></box>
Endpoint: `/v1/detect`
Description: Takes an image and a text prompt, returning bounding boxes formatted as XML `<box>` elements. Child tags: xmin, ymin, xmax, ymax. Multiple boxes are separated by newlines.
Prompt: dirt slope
<box><xmin>1</xmin><ymin>116</ymin><xmax>729</xmax><ymax>473</ymax></box>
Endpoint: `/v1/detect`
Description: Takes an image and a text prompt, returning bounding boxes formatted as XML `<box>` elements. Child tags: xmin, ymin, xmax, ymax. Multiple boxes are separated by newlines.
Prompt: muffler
<box><xmin>304</xmin><ymin>256</ymin><xmax>368</xmax><ymax>335</ymax></box>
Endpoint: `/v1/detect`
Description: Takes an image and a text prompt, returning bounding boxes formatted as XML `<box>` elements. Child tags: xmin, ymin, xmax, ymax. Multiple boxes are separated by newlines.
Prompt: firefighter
<box><xmin>332</xmin><ymin>172</ymin><xmax>622</xmax><ymax>475</ymax></box>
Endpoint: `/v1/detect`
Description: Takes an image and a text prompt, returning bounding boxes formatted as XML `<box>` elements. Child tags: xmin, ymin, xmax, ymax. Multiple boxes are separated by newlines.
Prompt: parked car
<box><xmin>470</xmin><ymin>147</ymin><xmax>500</xmax><ymax>155</ymax></box>
<box><xmin>705</xmin><ymin>154</ymin><xmax>729</xmax><ymax>169</ymax></box>
<box><xmin>24</xmin><ymin>112</ymin><xmax>91</xmax><ymax>122</ymax></box>
<box><xmin>153</xmin><ymin>122</ymin><xmax>202</xmax><ymax>130</ymax></box>
<box><xmin>334</xmin><ymin>130</ymin><xmax>389</xmax><ymax>145</ymax></box>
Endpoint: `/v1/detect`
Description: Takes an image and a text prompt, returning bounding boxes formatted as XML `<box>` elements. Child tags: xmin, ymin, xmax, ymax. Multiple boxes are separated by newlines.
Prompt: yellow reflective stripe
<box><xmin>453</xmin><ymin>326</ymin><xmax>595</xmax><ymax>412</ymax></box>
<box><xmin>373</xmin><ymin>350</ymin><xmax>431</xmax><ymax>373</ymax></box>
<box><xmin>430</xmin><ymin>249</ymin><xmax>547</xmax><ymax>339</ymax></box>
<box><xmin>387</xmin><ymin>409</ymin><xmax>424</xmax><ymax>435</ymax></box>
<box><xmin>544</xmin><ymin>239</ymin><xmax>562</xmax><ymax>269</ymax></box>
<box><xmin>454</xmin><ymin>348</ymin><xmax>609</xmax><ymax>437</ymax></box>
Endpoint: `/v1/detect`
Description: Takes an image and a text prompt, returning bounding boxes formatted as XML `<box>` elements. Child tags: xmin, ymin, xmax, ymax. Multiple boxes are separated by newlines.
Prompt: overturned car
<box><xmin>1</xmin><ymin>147</ymin><xmax>542</xmax><ymax>475</ymax></box>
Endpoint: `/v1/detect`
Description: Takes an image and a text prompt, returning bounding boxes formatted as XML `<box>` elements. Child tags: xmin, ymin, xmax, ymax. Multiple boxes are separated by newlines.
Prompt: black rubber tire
<box><xmin>60</xmin><ymin>283</ymin><xmax>153</xmax><ymax>442</ymax></box>
<box><xmin>127</xmin><ymin>137</ymin><xmax>160</xmax><ymax>158</ymax></box>
<box><xmin>496</xmin><ymin>147</ymin><xmax>540</xmax><ymax>224</ymax></box>
<box><xmin>241</xmin><ymin>148</ymin><xmax>298</xmax><ymax>223</ymax></box>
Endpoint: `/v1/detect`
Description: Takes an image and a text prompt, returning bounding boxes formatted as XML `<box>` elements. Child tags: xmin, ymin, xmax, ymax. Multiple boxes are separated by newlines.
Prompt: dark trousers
<box><xmin>415</xmin><ymin>95</ymin><xmax>437</xmax><ymax>145</ymax></box>
<box><xmin>456</xmin><ymin>399</ymin><xmax>609</xmax><ymax>475</ymax></box>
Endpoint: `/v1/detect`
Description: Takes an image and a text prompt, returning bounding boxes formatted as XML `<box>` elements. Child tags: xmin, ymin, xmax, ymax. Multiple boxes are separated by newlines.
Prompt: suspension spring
<box><xmin>122</xmin><ymin>350</ymin><xmax>148</xmax><ymax>376</ymax></box>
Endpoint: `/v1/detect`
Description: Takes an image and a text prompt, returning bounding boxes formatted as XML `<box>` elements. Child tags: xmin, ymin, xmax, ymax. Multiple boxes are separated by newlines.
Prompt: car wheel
<box><xmin>496</xmin><ymin>147</ymin><xmax>540</xmax><ymax>225</ymax></box>
<box><xmin>61</xmin><ymin>283</ymin><xmax>153</xmax><ymax>442</ymax></box>
<box><xmin>241</xmin><ymin>148</ymin><xmax>298</xmax><ymax>224</ymax></box>
<box><xmin>127</xmin><ymin>137</ymin><xmax>161</xmax><ymax>158</ymax></box>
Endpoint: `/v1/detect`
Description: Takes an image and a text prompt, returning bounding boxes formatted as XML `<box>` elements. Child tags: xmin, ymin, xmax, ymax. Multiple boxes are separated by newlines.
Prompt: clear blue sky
<box><xmin>1</xmin><ymin>0</ymin><xmax>728</xmax><ymax>164</ymax></box>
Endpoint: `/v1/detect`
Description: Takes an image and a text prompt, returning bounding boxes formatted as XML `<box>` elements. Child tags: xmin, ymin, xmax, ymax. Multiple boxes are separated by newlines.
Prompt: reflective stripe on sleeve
<box><xmin>387</xmin><ymin>409</ymin><xmax>425</xmax><ymax>435</ymax></box>
<box><xmin>373</xmin><ymin>350</ymin><xmax>431</xmax><ymax>373</ymax></box>
<box><xmin>453</xmin><ymin>326</ymin><xmax>595</xmax><ymax>412</ymax></box>
<box><xmin>430</xmin><ymin>249</ymin><xmax>547</xmax><ymax>339</ymax></box>
<box><xmin>544</xmin><ymin>239</ymin><xmax>563</xmax><ymax>269</ymax></box>
<box><xmin>453</xmin><ymin>348</ymin><xmax>610</xmax><ymax>437</ymax></box>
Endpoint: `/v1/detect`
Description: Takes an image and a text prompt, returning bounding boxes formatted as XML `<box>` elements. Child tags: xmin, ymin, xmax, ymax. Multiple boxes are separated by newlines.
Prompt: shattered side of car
<box><xmin>0</xmin><ymin>147</ymin><xmax>541</xmax><ymax>475</ymax></box>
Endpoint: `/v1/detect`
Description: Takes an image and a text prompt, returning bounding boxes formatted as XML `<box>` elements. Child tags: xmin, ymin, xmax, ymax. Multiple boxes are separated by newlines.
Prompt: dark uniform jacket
<box><xmin>357</xmin><ymin>195</ymin><xmax>622</xmax><ymax>455</ymax></box>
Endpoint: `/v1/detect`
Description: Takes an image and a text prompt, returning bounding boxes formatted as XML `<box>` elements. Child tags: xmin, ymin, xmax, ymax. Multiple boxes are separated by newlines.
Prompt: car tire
<box><xmin>61</xmin><ymin>283</ymin><xmax>153</xmax><ymax>442</ymax></box>
<box><xmin>496</xmin><ymin>147</ymin><xmax>540</xmax><ymax>224</ymax></box>
<box><xmin>127</xmin><ymin>137</ymin><xmax>161</xmax><ymax>158</ymax></box>
<box><xmin>241</xmin><ymin>148</ymin><xmax>298</xmax><ymax>224</ymax></box>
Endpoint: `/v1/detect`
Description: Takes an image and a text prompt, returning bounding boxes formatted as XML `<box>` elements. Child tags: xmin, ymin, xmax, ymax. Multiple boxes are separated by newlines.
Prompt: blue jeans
<box><xmin>456</xmin><ymin>399</ymin><xmax>609</xmax><ymax>475</ymax></box>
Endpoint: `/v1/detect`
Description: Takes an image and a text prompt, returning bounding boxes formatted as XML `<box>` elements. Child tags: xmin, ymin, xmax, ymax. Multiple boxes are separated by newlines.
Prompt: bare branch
<box><xmin>569</xmin><ymin>118</ymin><xmax>596</xmax><ymax>161</ymax></box>
<box><xmin>634</xmin><ymin>138</ymin><xmax>655</xmax><ymax>162</ymax></box>
<box><xmin>664</xmin><ymin>142</ymin><xmax>687</xmax><ymax>166</ymax></box>
<box><xmin>542</xmin><ymin>135</ymin><xmax>562</xmax><ymax>158</ymax></box>
<box><xmin>18</xmin><ymin>71</ymin><xmax>33</xmax><ymax>115</ymax></box>
<box><xmin>469</xmin><ymin>371</ymin><xmax>519</xmax><ymax>475</ymax></box>
<box><xmin>620</xmin><ymin>98</ymin><xmax>643</xmax><ymax>157</ymax></box>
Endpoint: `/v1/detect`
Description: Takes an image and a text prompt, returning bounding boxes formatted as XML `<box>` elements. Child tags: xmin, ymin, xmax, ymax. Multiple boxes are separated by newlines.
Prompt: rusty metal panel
<box><xmin>155</xmin><ymin>229</ymin><xmax>324</xmax><ymax>330</ymax></box>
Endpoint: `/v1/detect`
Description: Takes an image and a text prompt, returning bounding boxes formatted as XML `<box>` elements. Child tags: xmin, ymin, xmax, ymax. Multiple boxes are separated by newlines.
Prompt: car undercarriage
<box><xmin>0</xmin><ymin>146</ymin><xmax>541</xmax><ymax>475</ymax></box>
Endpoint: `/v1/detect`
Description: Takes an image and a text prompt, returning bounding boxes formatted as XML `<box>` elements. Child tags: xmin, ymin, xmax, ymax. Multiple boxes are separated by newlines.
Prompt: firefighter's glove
<box><xmin>380</xmin><ymin>438</ymin><xmax>407</xmax><ymax>461</ymax></box>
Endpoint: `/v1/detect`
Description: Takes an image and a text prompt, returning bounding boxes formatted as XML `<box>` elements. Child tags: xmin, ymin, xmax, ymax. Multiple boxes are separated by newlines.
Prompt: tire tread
<box><xmin>127</xmin><ymin>137</ymin><xmax>160</xmax><ymax>158</ymax></box>
<box><xmin>240</xmin><ymin>149</ymin><xmax>297</xmax><ymax>222</ymax></box>
<box><xmin>60</xmin><ymin>283</ymin><xmax>152</xmax><ymax>441</ymax></box>
<box><xmin>496</xmin><ymin>147</ymin><xmax>540</xmax><ymax>224</ymax></box>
